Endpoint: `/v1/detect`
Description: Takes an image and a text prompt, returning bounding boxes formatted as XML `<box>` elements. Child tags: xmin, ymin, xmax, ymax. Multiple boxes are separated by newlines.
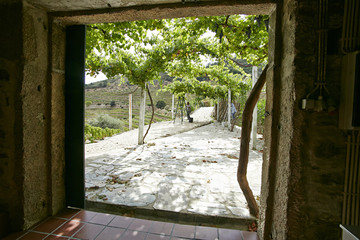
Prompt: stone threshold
<box><xmin>85</xmin><ymin>200</ymin><xmax>256</xmax><ymax>231</ymax></box>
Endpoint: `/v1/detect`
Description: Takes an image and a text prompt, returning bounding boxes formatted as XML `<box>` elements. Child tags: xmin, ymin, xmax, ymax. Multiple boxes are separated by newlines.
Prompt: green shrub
<box><xmin>85</xmin><ymin>101</ymin><xmax>92</xmax><ymax>107</ymax></box>
<box><xmin>84</xmin><ymin>124</ymin><xmax>121</xmax><ymax>142</ymax></box>
<box><xmin>88</xmin><ymin>114</ymin><xmax>124</xmax><ymax>130</ymax></box>
<box><xmin>110</xmin><ymin>101</ymin><xmax>116</xmax><ymax>107</ymax></box>
<box><xmin>156</xmin><ymin>100</ymin><xmax>166</xmax><ymax>109</ymax></box>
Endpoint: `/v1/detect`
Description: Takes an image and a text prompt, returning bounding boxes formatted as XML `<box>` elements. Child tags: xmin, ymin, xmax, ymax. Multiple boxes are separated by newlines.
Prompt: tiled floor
<box><xmin>3</xmin><ymin>209</ymin><xmax>259</xmax><ymax>240</ymax></box>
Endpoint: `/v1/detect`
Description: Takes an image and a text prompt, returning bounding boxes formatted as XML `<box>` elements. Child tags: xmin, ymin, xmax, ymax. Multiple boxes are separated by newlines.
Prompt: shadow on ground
<box><xmin>84</xmin><ymin>108</ymin><xmax>263</xmax><ymax>229</ymax></box>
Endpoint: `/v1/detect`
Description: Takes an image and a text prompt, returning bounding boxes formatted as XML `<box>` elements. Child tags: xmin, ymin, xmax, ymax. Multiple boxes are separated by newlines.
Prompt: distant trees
<box><xmin>156</xmin><ymin>100</ymin><xmax>166</xmax><ymax>109</ymax></box>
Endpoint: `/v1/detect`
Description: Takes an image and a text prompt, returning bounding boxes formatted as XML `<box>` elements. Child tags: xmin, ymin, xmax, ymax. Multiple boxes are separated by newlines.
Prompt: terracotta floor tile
<box><xmin>218</xmin><ymin>228</ymin><xmax>243</xmax><ymax>240</ymax></box>
<box><xmin>95</xmin><ymin>226</ymin><xmax>126</xmax><ymax>240</ymax></box>
<box><xmin>148</xmin><ymin>221</ymin><xmax>174</xmax><ymax>236</ymax></box>
<box><xmin>89</xmin><ymin>213</ymin><xmax>116</xmax><ymax>225</ymax></box>
<box><xmin>73</xmin><ymin>223</ymin><xmax>105</xmax><ymax>239</ymax></box>
<box><xmin>120</xmin><ymin>229</ymin><xmax>147</xmax><ymax>240</ymax></box>
<box><xmin>145</xmin><ymin>233</ymin><xmax>171</xmax><ymax>240</ymax></box>
<box><xmin>242</xmin><ymin>231</ymin><xmax>259</xmax><ymax>240</ymax></box>
<box><xmin>55</xmin><ymin>208</ymin><xmax>80</xmax><ymax>219</ymax></box>
<box><xmin>128</xmin><ymin>218</ymin><xmax>153</xmax><ymax>232</ymax></box>
<box><xmin>72</xmin><ymin>210</ymin><xmax>97</xmax><ymax>222</ymax></box>
<box><xmin>44</xmin><ymin>235</ymin><xmax>70</xmax><ymax>239</ymax></box>
<box><xmin>195</xmin><ymin>226</ymin><xmax>219</xmax><ymax>240</ymax></box>
<box><xmin>108</xmin><ymin>215</ymin><xmax>134</xmax><ymax>229</ymax></box>
<box><xmin>3</xmin><ymin>209</ymin><xmax>254</xmax><ymax>240</ymax></box>
<box><xmin>171</xmin><ymin>224</ymin><xmax>195</xmax><ymax>239</ymax></box>
<box><xmin>33</xmin><ymin>217</ymin><xmax>67</xmax><ymax>233</ymax></box>
<box><xmin>19</xmin><ymin>231</ymin><xmax>48</xmax><ymax>240</ymax></box>
<box><xmin>53</xmin><ymin>220</ymin><xmax>84</xmax><ymax>237</ymax></box>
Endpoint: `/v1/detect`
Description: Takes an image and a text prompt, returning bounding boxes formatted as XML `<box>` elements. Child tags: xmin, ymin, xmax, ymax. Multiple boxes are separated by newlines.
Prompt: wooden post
<box><xmin>228</xmin><ymin>88</ymin><xmax>231</xmax><ymax>130</ymax></box>
<box><xmin>172</xmin><ymin>94</ymin><xmax>175</xmax><ymax>120</ymax></box>
<box><xmin>129</xmin><ymin>94</ymin><xmax>132</xmax><ymax>130</ymax></box>
<box><xmin>251</xmin><ymin>66</ymin><xmax>258</xmax><ymax>150</ymax></box>
<box><xmin>238</xmin><ymin>64</ymin><xmax>267</xmax><ymax>218</ymax></box>
<box><xmin>138</xmin><ymin>86</ymin><xmax>146</xmax><ymax>145</ymax></box>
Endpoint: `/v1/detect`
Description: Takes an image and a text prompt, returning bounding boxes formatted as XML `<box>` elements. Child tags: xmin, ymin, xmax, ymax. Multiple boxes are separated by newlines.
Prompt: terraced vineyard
<box><xmin>85</xmin><ymin>82</ymin><xmax>173</xmax><ymax>107</ymax></box>
<box><xmin>85</xmin><ymin>108</ymin><xmax>172</xmax><ymax>131</ymax></box>
<box><xmin>85</xmin><ymin>81</ymin><xmax>174</xmax><ymax>133</ymax></box>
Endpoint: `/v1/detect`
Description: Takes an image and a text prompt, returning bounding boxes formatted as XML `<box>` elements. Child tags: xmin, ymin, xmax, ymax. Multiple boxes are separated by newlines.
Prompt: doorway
<box><xmin>62</xmin><ymin>1</ymin><xmax>275</xmax><ymax>230</ymax></box>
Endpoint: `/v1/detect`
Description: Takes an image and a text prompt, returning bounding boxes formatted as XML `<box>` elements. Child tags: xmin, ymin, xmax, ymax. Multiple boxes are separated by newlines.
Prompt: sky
<box><xmin>85</xmin><ymin>72</ymin><xmax>107</xmax><ymax>84</ymax></box>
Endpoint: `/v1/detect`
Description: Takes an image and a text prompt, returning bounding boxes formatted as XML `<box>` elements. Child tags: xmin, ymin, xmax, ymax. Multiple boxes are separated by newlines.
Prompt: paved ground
<box><xmin>85</xmin><ymin>107</ymin><xmax>263</xmax><ymax>222</ymax></box>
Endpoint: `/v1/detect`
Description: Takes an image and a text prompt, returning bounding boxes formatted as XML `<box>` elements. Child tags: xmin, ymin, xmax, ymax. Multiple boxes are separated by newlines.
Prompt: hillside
<box><xmin>84</xmin><ymin>76</ymin><xmax>176</xmax><ymax>132</ymax></box>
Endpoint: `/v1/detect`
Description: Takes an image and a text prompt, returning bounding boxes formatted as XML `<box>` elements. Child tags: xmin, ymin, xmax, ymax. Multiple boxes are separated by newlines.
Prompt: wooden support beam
<box><xmin>238</xmin><ymin>65</ymin><xmax>268</xmax><ymax>217</ymax></box>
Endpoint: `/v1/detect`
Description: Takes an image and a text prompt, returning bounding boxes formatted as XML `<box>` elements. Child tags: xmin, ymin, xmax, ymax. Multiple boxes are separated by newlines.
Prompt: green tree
<box><xmin>156</xmin><ymin>100</ymin><xmax>166</xmax><ymax>109</ymax></box>
<box><xmin>86</xmin><ymin>22</ymin><xmax>187</xmax><ymax>144</ymax></box>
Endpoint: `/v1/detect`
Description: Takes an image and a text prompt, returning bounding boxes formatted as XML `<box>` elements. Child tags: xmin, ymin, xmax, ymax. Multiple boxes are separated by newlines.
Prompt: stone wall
<box><xmin>50</xmin><ymin>20</ymin><xmax>67</xmax><ymax>216</ymax></box>
<box><xmin>21</xmin><ymin>1</ymin><xmax>68</xmax><ymax>229</ymax></box>
<box><xmin>292</xmin><ymin>0</ymin><xmax>346</xmax><ymax>238</ymax></box>
<box><xmin>259</xmin><ymin>0</ymin><xmax>347</xmax><ymax>239</ymax></box>
<box><xmin>22</xmin><ymin>1</ymin><xmax>52</xmax><ymax>229</ymax></box>
<box><xmin>0</xmin><ymin>0</ymin><xmax>66</xmax><ymax>232</ymax></box>
<box><xmin>272</xmin><ymin>0</ymin><xmax>297</xmax><ymax>238</ymax></box>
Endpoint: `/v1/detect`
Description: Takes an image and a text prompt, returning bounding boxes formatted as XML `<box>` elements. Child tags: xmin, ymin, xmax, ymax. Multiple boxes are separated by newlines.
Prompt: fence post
<box><xmin>228</xmin><ymin>88</ymin><xmax>231</xmax><ymax>130</ymax></box>
<box><xmin>129</xmin><ymin>94</ymin><xmax>132</xmax><ymax>130</ymax></box>
<box><xmin>138</xmin><ymin>86</ymin><xmax>146</xmax><ymax>145</ymax></box>
<box><xmin>217</xmin><ymin>97</ymin><xmax>220</xmax><ymax>122</ymax></box>
<box><xmin>251</xmin><ymin>66</ymin><xmax>258</xmax><ymax>149</ymax></box>
<box><xmin>172</xmin><ymin>94</ymin><xmax>175</xmax><ymax>120</ymax></box>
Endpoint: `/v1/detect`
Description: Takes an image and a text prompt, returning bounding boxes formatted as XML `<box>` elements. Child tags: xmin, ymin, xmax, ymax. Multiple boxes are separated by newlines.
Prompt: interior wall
<box><xmin>0</xmin><ymin>0</ymin><xmax>25</xmax><ymax>232</ymax></box>
<box><xmin>0</xmin><ymin>1</ymin><xmax>67</xmax><ymax>232</ymax></box>
<box><xmin>292</xmin><ymin>0</ymin><xmax>345</xmax><ymax>238</ymax></box>
<box><xmin>260</xmin><ymin>0</ymin><xmax>347</xmax><ymax>239</ymax></box>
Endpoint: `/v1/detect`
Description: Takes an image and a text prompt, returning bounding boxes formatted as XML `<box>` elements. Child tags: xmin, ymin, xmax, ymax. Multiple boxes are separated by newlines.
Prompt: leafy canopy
<box><xmin>85</xmin><ymin>14</ymin><xmax>268</xmax><ymax>97</ymax></box>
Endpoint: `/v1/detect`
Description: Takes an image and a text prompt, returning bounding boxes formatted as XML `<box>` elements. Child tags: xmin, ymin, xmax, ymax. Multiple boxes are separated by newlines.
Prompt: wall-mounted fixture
<box><xmin>301</xmin><ymin>0</ymin><xmax>328</xmax><ymax>112</ymax></box>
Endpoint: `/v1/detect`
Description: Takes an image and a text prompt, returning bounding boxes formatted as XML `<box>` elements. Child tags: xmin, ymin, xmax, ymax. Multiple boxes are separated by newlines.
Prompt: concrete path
<box><xmin>85</xmin><ymin>107</ymin><xmax>263</xmax><ymax>222</ymax></box>
<box><xmin>85</xmin><ymin>107</ymin><xmax>215</xmax><ymax>157</ymax></box>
